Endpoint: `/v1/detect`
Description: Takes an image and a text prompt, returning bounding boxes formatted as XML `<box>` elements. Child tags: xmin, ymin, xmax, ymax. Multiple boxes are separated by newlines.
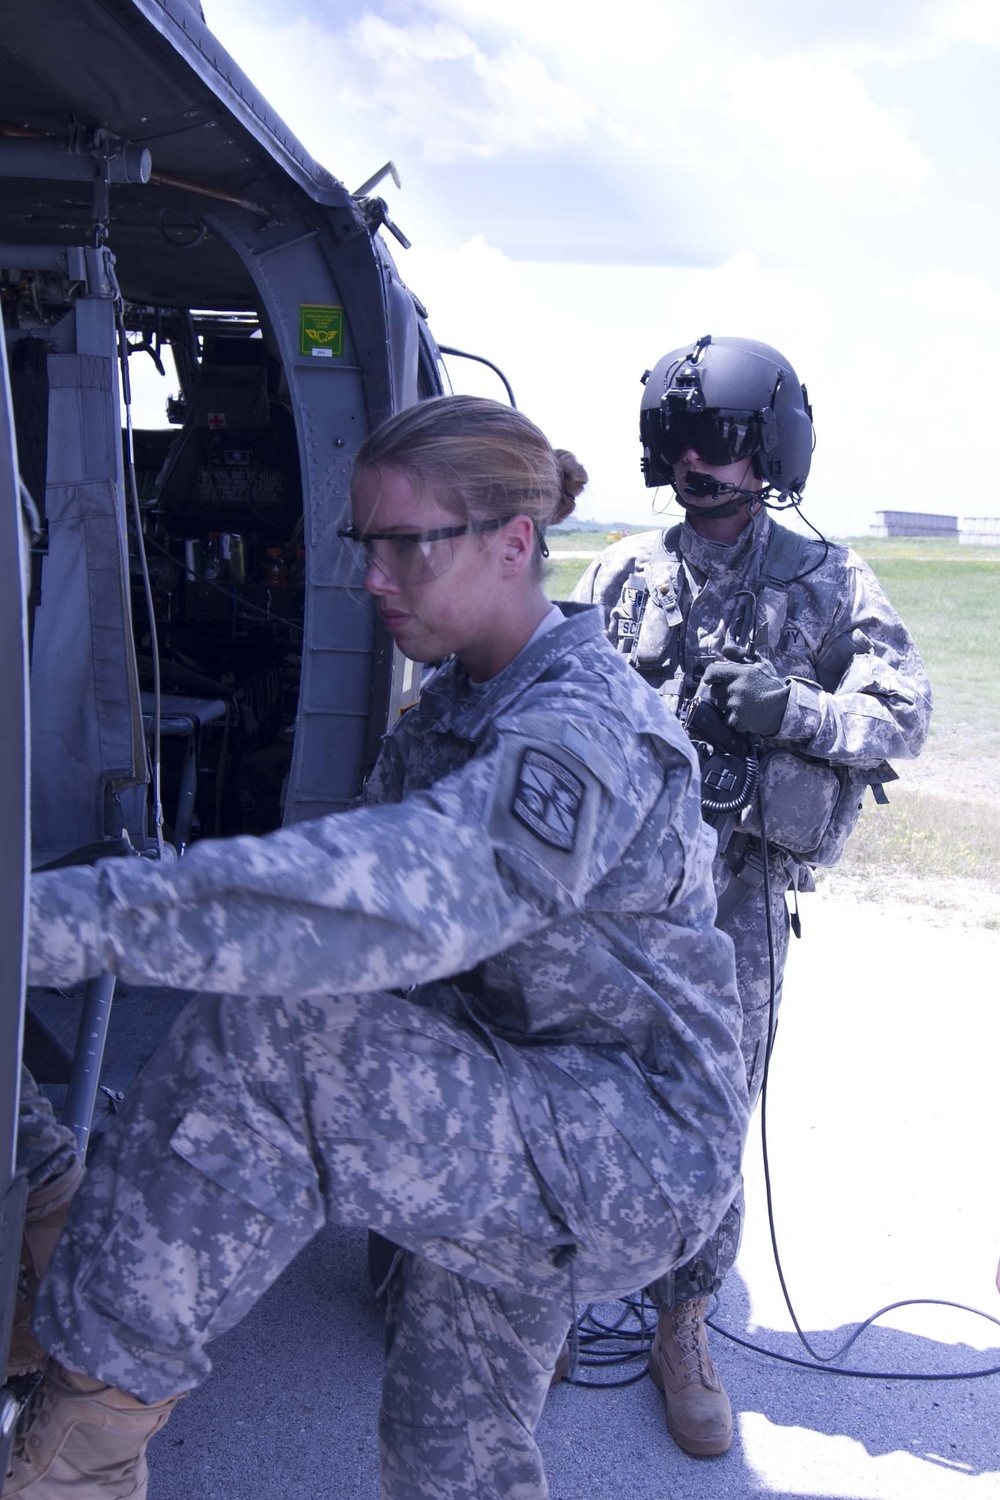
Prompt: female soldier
<box><xmin>9</xmin><ymin>397</ymin><xmax>747</xmax><ymax>1500</ymax></box>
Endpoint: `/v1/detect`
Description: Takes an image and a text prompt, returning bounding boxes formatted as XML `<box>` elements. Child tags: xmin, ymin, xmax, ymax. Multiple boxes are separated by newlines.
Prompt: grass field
<box><xmin>845</xmin><ymin>537</ymin><xmax>1000</xmax><ymax>761</ymax></box>
<box><xmin>545</xmin><ymin>530</ymin><xmax>1000</xmax><ymax>927</ymax></box>
<box><xmin>544</xmin><ymin>527</ymin><xmax>637</xmax><ymax>600</ymax></box>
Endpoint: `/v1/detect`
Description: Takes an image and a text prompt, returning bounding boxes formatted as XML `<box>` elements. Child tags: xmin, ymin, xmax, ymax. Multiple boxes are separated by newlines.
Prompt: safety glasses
<box><xmin>336</xmin><ymin>517</ymin><xmax>503</xmax><ymax>584</ymax></box>
<box><xmin>658</xmin><ymin>409</ymin><xmax>759</xmax><ymax>468</ymax></box>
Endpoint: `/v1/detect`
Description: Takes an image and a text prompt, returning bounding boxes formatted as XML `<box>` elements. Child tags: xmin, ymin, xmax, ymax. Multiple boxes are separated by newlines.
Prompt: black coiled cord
<box><xmin>701</xmin><ymin>752</ymin><xmax>759</xmax><ymax>816</ymax></box>
<box><xmin>565</xmin><ymin>747</ymin><xmax>1000</xmax><ymax>1388</ymax></box>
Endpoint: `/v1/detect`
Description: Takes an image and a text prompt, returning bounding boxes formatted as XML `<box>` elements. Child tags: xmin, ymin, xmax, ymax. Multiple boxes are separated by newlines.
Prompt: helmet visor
<box><xmin>657</xmin><ymin>409</ymin><xmax>759</xmax><ymax>469</ymax></box>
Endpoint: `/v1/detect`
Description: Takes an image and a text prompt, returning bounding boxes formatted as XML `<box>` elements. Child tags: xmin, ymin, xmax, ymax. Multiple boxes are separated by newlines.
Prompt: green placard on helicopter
<box><xmin>299</xmin><ymin>304</ymin><xmax>344</xmax><ymax>358</ymax></box>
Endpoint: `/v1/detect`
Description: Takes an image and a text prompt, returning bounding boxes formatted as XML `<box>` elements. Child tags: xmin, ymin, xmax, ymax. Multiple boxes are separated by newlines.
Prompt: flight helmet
<box><xmin>639</xmin><ymin>335</ymin><xmax>814</xmax><ymax>497</ymax></box>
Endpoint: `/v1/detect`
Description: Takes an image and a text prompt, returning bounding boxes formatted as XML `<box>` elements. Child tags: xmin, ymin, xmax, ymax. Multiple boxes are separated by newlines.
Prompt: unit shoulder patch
<box><xmin>511</xmin><ymin>747</ymin><xmax>585</xmax><ymax>853</ymax></box>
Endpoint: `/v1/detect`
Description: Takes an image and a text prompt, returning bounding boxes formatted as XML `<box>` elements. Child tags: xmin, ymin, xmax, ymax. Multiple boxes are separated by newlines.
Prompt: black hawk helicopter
<box><xmin>0</xmin><ymin>0</ymin><xmax>513</xmax><ymax>1462</ymax></box>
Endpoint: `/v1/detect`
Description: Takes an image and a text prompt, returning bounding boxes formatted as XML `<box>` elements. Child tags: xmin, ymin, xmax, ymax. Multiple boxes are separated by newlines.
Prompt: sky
<box><xmin>186</xmin><ymin>0</ymin><xmax>1000</xmax><ymax>536</ymax></box>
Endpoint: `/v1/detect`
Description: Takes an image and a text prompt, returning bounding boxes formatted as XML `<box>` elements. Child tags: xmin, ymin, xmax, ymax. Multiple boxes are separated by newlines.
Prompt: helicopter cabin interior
<box><xmin>128</xmin><ymin>311</ymin><xmax>311</xmax><ymax>848</ymax></box>
<box><xmin>0</xmin><ymin>0</ymin><xmax>446</xmax><ymax>865</ymax></box>
<box><xmin>5</xmin><ymin>259</ymin><xmax>354</xmax><ymax>859</ymax></box>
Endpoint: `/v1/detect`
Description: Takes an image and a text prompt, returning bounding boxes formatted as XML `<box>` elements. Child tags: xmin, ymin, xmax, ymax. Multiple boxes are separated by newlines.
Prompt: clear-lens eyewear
<box><xmin>659</xmin><ymin>408</ymin><xmax>759</xmax><ymax>468</ymax></box>
<box><xmin>336</xmin><ymin>517</ymin><xmax>503</xmax><ymax>584</ymax></box>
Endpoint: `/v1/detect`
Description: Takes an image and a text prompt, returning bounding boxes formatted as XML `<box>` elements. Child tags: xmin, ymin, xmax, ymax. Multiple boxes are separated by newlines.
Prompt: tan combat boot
<box><xmin>8</xmin><ymin>1159</ymin><xmax>85</xmax><ymax>1378</ymax></box>
<box><xmin>3</xmin><ymin>1362</ymin><xmax>181</xmax><ymax>1499</ymax></box>
<box><xmin>647</xmin><ymin>1296</ymin><xmax>733</xmax><ymax>1456</ymax></box>
<box><xmin>549</xmin><ymin>1338</ymin><xmax>572</xmax><ymax>1386</ymax></box>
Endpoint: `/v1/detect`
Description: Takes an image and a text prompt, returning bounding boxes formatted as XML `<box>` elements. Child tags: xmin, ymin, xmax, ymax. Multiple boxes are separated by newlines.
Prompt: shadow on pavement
<box><xmin>708</xmin><ymin>1270</ymin><xmax>1000</xmax><ymax>1480</ymax></box>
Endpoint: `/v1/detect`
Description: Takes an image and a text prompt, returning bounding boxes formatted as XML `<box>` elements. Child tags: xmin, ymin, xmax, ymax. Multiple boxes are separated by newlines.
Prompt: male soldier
<box><xmin>573</xmin><ymin>335</ymin><xmax>931</xmax><ymax>1456</ymax></box>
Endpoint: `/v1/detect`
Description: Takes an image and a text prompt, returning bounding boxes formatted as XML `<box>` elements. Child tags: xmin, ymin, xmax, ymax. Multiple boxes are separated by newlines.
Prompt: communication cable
<box><xmin>117</xmin><ymin>319</ymin><xmax>165</xmax><ymax>859</ymax></box>
<box><xmin>706</xmin><ymin>773</ymin><xmax>1000</xmax><ymax>1380</ymax></box>
<box><xmin>564</xmin><ymin>734</ymin><xmax>1000</xmax><ymax>1389</ymax></box>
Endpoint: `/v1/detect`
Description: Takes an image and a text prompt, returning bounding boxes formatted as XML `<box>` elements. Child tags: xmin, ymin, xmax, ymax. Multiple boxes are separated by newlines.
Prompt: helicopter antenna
<box><xmin>352</xmin><ymin>160</ymin><xmax>401</xmax><ymax>197</ymax></box>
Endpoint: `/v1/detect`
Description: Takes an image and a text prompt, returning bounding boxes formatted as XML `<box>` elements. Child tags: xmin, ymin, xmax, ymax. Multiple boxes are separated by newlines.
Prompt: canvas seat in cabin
<box><xmin>141</xmin><ymin>691</ymin><xmax>228</xmax><ymax>854</ymax></box>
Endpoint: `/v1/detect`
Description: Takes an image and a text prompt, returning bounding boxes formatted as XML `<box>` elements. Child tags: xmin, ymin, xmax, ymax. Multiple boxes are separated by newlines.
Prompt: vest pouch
<box><xmin>808</xmin><ymin>763</ymin><xmax>896</xmax><ymax>867</ymax></box>
<box><xmin>741</xmin><ymin>751</ymin><xmax>842</xmax><ymax>856</ymax></box>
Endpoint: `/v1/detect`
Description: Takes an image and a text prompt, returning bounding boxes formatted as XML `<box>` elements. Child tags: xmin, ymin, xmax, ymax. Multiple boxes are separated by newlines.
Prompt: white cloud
<box><xmin>936</xmin><ymin>0</ymin><xmax>1000</xmax><ymax>46</ymax></box>
<box><xmin>207</xmin><ymin>0</ymin><xmax>933</xmax><ymax>236</ymax></box>
<box><xmin>889</xmin><ymin>268</ymin><xmax>1000</xmax><ymax>321</ymax></box>
<box><xmin>203</xmin><ymin>4</ymin><xmax>593</xmax><ymax>172</ymax></box>
<box><xmin>726</xmin><ymin>57</ymin><xmax>931</xmax><ymax>206</ymax></box>
<box><xmin>412</xmin><ymin>1</ymin><xmax>933</xmax><ymax>211</ymax></box>
<box><xmin>339</xmin><ymin>16</ymin><xmax>595</xmax><ymax>163</ymax></box>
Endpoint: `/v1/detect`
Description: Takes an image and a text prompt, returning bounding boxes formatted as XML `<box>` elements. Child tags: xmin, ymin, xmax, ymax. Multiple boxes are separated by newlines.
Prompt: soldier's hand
<box><xmin>700</xmin><ymin>658</ymin><xmax>790</xmax><ymax>737</ymax></box>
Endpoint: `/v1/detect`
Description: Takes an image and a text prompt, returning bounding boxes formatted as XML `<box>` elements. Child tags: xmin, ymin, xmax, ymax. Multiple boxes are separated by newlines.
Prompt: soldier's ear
<box><xmin>500</xmin><ymin>515</ymin><xmax>535</xmax><ymax>575</ymax></box>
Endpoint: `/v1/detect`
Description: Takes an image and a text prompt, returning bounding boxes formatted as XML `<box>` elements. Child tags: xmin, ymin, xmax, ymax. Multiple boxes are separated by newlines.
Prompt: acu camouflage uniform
<box><xmin>16</xmin><ymin>1071</ymin><xmax>78</xmax><ymax>1197</ymax></box>
<box><xmin>28</xmin><ymin>605</ymin><xmax>748</xmax><ymax>1500</ymax></box>
<box><xmin>573</xmin><ymin>510</ymin><xmax>932</xmax><ymax>1303</ymax></box>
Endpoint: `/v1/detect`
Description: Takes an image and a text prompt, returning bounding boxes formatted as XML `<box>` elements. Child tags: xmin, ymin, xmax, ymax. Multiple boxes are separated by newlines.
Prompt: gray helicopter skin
<box><xmin>0</xmin><ymin>324</ymin><xmax>31</xmax><ymax>1475</ymax></box>
<box><xmin>0</xmin><ymin>0</ymin><xmax>499</xmax><ymax>1437</ymax></box>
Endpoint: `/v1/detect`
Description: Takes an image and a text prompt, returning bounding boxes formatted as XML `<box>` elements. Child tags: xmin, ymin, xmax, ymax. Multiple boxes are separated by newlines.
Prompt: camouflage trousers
<box><xmin>34</xmin><ymin>986</ymin><xmax>689</xmax><ymax>1500</ymax></box>
<box><xmin>652</xmin><ymin>865</ymin><xmax>791</xmax><ymax>1306</ymax></box>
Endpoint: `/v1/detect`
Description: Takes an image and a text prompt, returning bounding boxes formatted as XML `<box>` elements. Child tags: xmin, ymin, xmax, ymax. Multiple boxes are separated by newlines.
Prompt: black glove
<box><xmin>700</xmin><ymin>657</ymin><xmax>790</xmax><ymax>737</ymax></box>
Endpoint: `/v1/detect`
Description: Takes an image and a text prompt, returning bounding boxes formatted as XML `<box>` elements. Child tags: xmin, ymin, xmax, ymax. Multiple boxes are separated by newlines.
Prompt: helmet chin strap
<box><xmin>674</xmin><ymin>472</ymin><xmax>761</xmax><ymax>521</ymax></box>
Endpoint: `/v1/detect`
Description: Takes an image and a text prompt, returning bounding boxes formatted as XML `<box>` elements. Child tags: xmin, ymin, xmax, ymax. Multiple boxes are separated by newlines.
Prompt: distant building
<box><xmin>869</xmin><ymin>511</ymin><xmax>1000</xmax><ymax>545</ymax></box>
<box><xmin>870</xmin><ymin>511</ymin><xmax>958</xmax><ymax>538</ymax></box>
<box><xmin>959</xmin><ymin>518</ymin><xmax>1000</xmax><ymax>547</ymax></box>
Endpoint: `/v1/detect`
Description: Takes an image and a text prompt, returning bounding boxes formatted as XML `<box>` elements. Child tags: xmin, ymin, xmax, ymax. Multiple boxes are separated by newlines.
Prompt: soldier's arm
<box><xmin>358</xmin><ymin>720</ymin><xmax>408</xmax><ymax>806</ymax></box>
<box><xmin>570</xmin><ymin>557</ymin><xmax>600</xmax><ymax>606</ymax></box>
<box><xmin>776</xmin><ymin>558</ymin><xmax>931</xmax><ymax>766</ymax></box>
<box><xmin>28</xmin><ymin>707</ymin><xmax>667</xmax><ymax>999</ymax></box>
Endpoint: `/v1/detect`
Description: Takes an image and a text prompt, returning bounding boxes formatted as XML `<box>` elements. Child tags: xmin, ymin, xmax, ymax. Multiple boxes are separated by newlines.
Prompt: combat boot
<box><xmin>647</xmin><ymin>1296</ymin><xmax>733</xmax><ymax>1456</ymax></box>
<box><xmin>8</xmin><ymin>1159</ymin><xmax>85</xmax><ymax>1378</ymax></box>
<box><xmin>549</xmin><ymin>1338</ymin><xmax>571</xmax><ymax>1386</ymax></box>
<box><xmin>3</xmin><ymin>1362</ymin><xmax>181</xmax><ymax>1498</ymax></box>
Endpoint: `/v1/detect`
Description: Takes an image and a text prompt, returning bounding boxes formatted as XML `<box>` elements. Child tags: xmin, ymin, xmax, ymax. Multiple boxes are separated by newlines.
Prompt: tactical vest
<box><xmin>618</xmin><ymin>521</ymin><xmax>818</xmax><ymax>698</ymax></box>
<box><xmin>613</xmin><ymin>522</ymin><xmax>894</xmax><ymax>891</ymax></box>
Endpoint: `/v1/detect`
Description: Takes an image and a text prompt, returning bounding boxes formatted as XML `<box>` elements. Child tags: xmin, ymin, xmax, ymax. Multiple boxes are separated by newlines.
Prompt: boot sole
<box><xmin>647</xmin><ymin>1352</ymin><xmax>733</xmax><ymax>1457</ymax></box>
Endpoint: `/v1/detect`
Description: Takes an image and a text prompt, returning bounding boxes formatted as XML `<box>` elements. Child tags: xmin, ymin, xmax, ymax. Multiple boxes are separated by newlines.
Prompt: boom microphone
<box><xmin>678</xmin><ymin>472</ymin><xmax>759</xmax><ymax>519</ymax></box>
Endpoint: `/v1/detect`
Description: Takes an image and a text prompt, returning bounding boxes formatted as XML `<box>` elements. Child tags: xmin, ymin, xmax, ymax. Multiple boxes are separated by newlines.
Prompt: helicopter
<box><xmin>0</xmin><ymin>0</ymin><xmax>514</xmax><ymax>1465</ymax></box>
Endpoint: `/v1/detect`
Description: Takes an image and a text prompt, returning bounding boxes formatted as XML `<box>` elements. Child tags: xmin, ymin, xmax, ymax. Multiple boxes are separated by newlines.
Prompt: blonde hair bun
<box><xmin>552</xmin><ymin>449</ymin><xmax>588</xmax><ymax>526</ymax></box>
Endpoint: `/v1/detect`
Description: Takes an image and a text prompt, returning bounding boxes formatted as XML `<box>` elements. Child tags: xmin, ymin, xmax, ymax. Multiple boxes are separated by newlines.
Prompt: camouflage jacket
<box><xmin>573</xmin><ymin>512</ymin><xmax>932</xmax><ymax>865</ymax></box>
<box><xmin>28</xmin><ymin>606</ymin><xmax>748</xmax><ymax>1245</ymax></box>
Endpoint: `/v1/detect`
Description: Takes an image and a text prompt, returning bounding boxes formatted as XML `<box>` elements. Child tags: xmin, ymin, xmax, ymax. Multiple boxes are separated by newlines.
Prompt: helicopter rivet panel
<box><xmin>198</xmin><ymin>199</ymin><xmax>395</xmax><ymax>820</ymax></box>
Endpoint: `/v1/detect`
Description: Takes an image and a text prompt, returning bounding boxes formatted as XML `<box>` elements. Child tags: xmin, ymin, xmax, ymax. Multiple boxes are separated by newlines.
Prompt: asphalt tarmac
<box><xmin>30</xmin><ymin>891</ymin><xmax>1000</xmax><ymax>1499</ymax></box>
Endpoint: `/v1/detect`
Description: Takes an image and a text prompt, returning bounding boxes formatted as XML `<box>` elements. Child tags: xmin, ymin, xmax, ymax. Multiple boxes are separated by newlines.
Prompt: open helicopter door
<box><xmin>12</xmin><ymin>246</ymin><xmax>147</xmax><ymax>863</ymax></box>
<box><xmin>4</xmin><ymin>243</ymin><xmax>148</xmax><ymax>1154</ymax></box>
<box><xmin>0</xmin><ymin>305</ymin><xmax>30</xmax><ymax>1479</ymax></box>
